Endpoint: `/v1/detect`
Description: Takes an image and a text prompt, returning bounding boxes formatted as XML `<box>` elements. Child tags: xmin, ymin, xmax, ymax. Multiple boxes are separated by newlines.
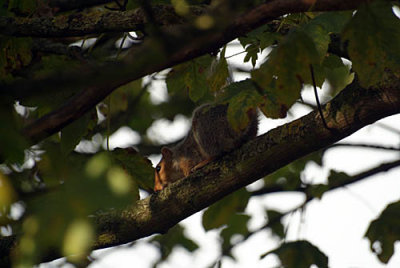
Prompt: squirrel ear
<box><xmin>161</xmin><ymin>147</ymin><xmax>173</xmax><ymax>159</ymax></box>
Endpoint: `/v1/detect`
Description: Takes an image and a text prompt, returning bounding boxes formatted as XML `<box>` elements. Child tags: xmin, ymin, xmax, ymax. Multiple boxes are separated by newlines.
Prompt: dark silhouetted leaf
<box><xmin>61</xmin><ymin>109</ymin><xmax>96</xmax><ymax>155</ymax></box>
<box><xmin>111</xmin><ymin>147</ymin><xmax>154</xmax><ymax>191</ymax></box>
<box><xmin>342</xmin><ymin>1</ymin><xmax>400</xmax><ymax>87</ymax></box>
<box><xmin>152</xmin><ymin>224</ymin><xmax>198</xmax><ymax>262</ymax></box>
<box><xmin>365</xmin><ymin>200</ymin><xmax>400</xmax><ymax>263</ymax></box>
<box><xmin>262</xmin><ymin>240</ymin><xmax>328</xmax><ymax>268</ymax></box>
<box><xmin>252</xmin><ymin>29</ymin><xmax>320</xmax><ymax>118</ymax></box>
<box><xmin>266</xmin><ymin>210</ymin><xmax>285</xmax><ymax>239</ymax></box>
<box><xmin>218</xmin><ymin>79</ymin><xmax>262</xmax><ymax>131</ymax></box>
<box><xmin>221</xmin><ymin>214</ymin><xmax>250</xmax><ymax>255</ymax></box>
<box><xmin>202</xmin><ymin>188</ymin><xmax>250</xmax><ymax>230</ymax></box>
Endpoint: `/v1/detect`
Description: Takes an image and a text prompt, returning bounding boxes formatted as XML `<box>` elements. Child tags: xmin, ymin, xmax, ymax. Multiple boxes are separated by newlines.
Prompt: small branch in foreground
<box><xmin>328</xmin><ymin>143</ymin><xmax>400</xmax><ymax>151</ymax></box>
<box><xmin>250</xmin><ymin>158</ymin><xmax>400</xmax><ymax>196</ymax></box>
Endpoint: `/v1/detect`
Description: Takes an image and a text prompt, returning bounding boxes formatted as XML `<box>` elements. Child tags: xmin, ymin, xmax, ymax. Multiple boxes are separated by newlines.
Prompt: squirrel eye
<box><xmin>156</xmin><ymin>165</ymin><xmax>161</xmax><ymax>172</ymax></box>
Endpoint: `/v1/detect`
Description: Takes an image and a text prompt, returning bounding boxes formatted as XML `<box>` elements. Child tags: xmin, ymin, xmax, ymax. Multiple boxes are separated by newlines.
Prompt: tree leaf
<box><xmin>264</xmin><ymin>150</ymin><xmax>324</xmax><ymax>190</ymax></box>
<box><xmin>322</xmin><ymin>54</ymin><xmax>354</xmax><ymax>96</ymax></box>
<box><xmin>220</xmin><ymin>214</ymin><xmax>250</xmax><ymax>255</ymax></box>
<box><xmin>61</xmin><ymin>109</ymin><xmax>96</xmax><ymax>155</ymax></box>
<box><xmin>152</xmin><ymin>224</ymin><xmax>198</xmax><ymax>262</ymax></box>
<box><xmin>309</xmin><ymin>11</ymin><xmax>352</xmax><ymax>34</ymax></box>
<box><xmin>0</xmin><ymin>102</ymin><xmax>28</xmax><ymax>163</ymax></box>
<box><xmin>365</xmin><ymin>200</ymin><xmax>400</xmax><ymax>263</ymax></box>
<box><xmin>262</xmin><ymin>240</ymin><xmax>329</xmax><ymax>268</ymax></box>
<box><xmin>202</xmin><ymin>188</ymin><xmax>250</xmax><ymax>230</ymax></box>
<box><xmin>266</xmin><ymin>210</ymin><xmax>285</xmax><ymax>239</ymax></box>
<box><xmin>251</xmin><ymin>29</ymin><xmax>320</xmax><ymax>118</ymax></box>
<box><xmin>342</xmin><ymin>0</ymin><xmax>400</xmax><ymax>87</ymax></box>
<box><xmin>110</xmin><ymin>147</ymin><xmax>154</xmax><ymax>191</ymax></box>
<box><xmin>185</xmin><ymin>55</ymin><xmax>213</xmax><ymax>101</ymax></box>
<box><xmin>208</xmin><ymin>47</ymin><xmax>229</xmax><ymax>92</ymax></box>
<box><xmin>219</xmin><ymin>79</ymin><xmax>261</xmax><ymax>131</ymax></box>
<box><xmin>166</xmin><ymin>55</ymin><xmax>213</xmax><ymax>101</ymax></box>
<box><xmin>239</xmin><ymin>24</ymin><xmax>277</xmax><ymax>67</ymax></box>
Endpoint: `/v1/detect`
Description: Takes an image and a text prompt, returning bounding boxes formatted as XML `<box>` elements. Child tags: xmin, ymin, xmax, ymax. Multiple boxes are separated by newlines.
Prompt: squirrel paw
<box><xmin>191</xmin><ymin>157</ymin><xmax>214</xmax><ymax>173</ymax></box>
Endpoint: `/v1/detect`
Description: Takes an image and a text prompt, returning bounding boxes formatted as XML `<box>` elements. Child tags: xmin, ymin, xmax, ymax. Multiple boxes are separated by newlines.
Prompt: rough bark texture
<box><xmin>0</xmin><ymin>5</ymin><xmax>204</xmax><ymax>37</ymax></box>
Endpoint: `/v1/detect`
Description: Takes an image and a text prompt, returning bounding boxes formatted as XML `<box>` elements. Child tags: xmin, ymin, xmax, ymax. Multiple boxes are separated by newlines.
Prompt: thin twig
<box><xmin>329</xmin><ymin>143</ymin><xmax>400</xmax><ymax>151</ymax></box>
<box><xmin>309</xmin><ymin>64</ymin><xmax>330</xmax><ymax>130</ymax></box>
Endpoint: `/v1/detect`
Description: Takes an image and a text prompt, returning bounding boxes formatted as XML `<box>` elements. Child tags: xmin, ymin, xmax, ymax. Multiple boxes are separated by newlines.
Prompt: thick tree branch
<box><xmin>0</xmin><ymin>5</ymin><xmax>204</xmax><ymax>37</ymax></box>
<box><xmin>1</xmin><ymin>0</ymin><xmax>371</xmax><ymax>144</ymax></box>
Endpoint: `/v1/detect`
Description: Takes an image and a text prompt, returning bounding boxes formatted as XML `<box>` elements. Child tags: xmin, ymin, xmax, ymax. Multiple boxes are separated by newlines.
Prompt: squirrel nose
<box><xmin>154</xmin><ymin>183</ymin><xmax>163</xmax><ymax>192</ymax></box>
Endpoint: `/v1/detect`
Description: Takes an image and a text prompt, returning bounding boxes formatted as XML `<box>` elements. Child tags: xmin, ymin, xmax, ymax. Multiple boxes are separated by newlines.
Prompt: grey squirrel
<box><xmin>154</xmin><ymin>103</ymin><xmax>258</xmax><ymax>191</ymax></box>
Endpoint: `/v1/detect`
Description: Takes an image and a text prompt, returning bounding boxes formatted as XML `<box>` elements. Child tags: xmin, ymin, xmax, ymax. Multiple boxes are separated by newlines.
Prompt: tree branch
<box><xmin>251</xmin><ymin>158</ymin><xmax>400</xmax><ymax>196</ymax></box>
<box><xmin>0</xmin><ymin>5</ymin><xmax>204</xmax><ymax>37</ymax></box>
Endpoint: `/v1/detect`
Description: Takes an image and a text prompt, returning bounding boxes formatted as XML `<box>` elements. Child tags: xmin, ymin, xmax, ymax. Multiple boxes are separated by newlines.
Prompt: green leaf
<box><xmin>202</xmin><ymin>188</ymin><xmax>250</xmax><ymax>230</ymax></box>
<box><xmin>0</xmin><ymin>102</ymin><xmax>28</xmax><ymax>163</ymax></box>
<box><xmin>109</xmin><ymin>79</ymin><xmax>143</xmax><ymax>115</ymax></box>
<box><xmin>342</xmin><ymin>0</ymin><xmax>400</xmax><ymax>87</ymax></box>
<box><xmin>152</xmin><ymin>224</ymin><xmax>198</xmax><ymax>261</ymax></box>
<box><xmin>365</xmin><ymin>200</ymin><xmax>400</xmax><ymax>263</ymax></box>
<box><xmin>262</xmin><ymin>240</ymin><xmax>329</xmax><ymax>268</ymax></box>
<box><xmin>266</xmin><ymin>210</ymin><xmax>285</xmax><ymax>239</ymax></box>
<box><xmin>308</xmin><ymin>184</ymin><xmax>330</xmax><ymax>199</ymax></box>
<box><xmin>185</xmin><ymin>55</ymin><xmax>213</xmax><ymax>101</ymax></box>
<box><xmin>327</xmin><ymin>170</ymin><xmax>351</xmax><ymax>188</ymax></box>
<box><xmin>110</xmin><ymin>148</ymin><xmax>154</xmax><ymax>191</ymax></box>
<box><xmin>20</xmin><ymin>55</ymin><xmax>82</xmax><ymax>117</ymax></box>
<box><xmin>322</xmin><ymin>54</ymin><xmax>354</xmax><ymax>96</ymax></box>
<box><xmin>61</xmin><ymin>109</ymin><xmax>96</xmax><ymax>155</ymax></box>
<box><xmin>208</xmin><ymin>47</ymin><xmax>229</xmax><ymax>92</ymax></box>
<box><xmin>264</xmin><ymin>150</ymin><xmax>323</xmax><ymax>190</ymax></box>
<box><xmin>166</xmin><ymin>55</ymin><xmax>213</xmax><ymax>102</ymax></box>
<box><xmin>239</xmin><ymin>24</ymin><xmax>277</xmax><ymax>67</ymax></box>
<box><xmin>309</xmin><ymin>11</ymin><xmax>352</xmax><ymax>34</ymax></box>
<box><xmin>220</xmin><ymin>214</ymin><xmax>250</xmax><ymax>255</ymax></box>
<box><xmin>218</xmin><ymin>79</ymin><xmax>261</xmax><ymax>131</ymax></box>
<box><xmin>251</xmin><ymin>29</ymin><xmax>320</xmax><ymax>118</ymax></box>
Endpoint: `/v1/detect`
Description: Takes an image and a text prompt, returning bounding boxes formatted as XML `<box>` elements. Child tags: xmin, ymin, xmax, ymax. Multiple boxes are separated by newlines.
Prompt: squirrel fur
<box><xmin>154</xmin><ymin>103</ymin><xmax>258</xmax><ymax>191</ymax></box>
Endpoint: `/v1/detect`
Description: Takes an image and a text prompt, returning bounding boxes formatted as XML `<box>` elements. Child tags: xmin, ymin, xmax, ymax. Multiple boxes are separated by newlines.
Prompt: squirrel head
<box><xmin>154</xmin><ymin>147</ymin><xmax>183</xmax><ymax>191</ymax></box>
